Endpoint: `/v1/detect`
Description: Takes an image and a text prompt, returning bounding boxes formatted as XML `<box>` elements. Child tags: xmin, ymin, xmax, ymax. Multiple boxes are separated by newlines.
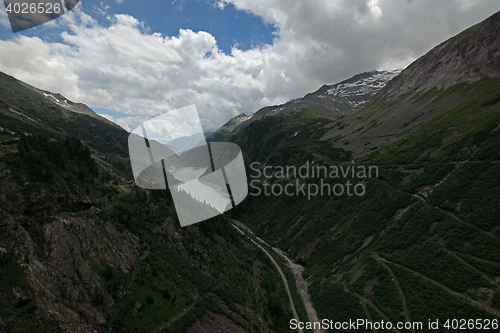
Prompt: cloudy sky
<box><xmin>0</xmin><ymin>0</ymin><xmax>499</xmax><ymax>133</ymax></box>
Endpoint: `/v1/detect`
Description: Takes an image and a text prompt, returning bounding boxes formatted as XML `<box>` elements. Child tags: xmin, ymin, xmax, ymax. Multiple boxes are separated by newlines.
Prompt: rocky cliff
<box><xmin>0</xmin><ymin>153</ymin><xmax>140</xmax><ymax>332</ymax></box>
<box><xmin>380</xmin><ymin>11</ymin><xmax>500</xmax><ymax>99</ymax></box>
<box><xmin>210</xmin><ymin>70</ymin><xmax>400</xmax><ymax>142</ymax></box>
<box><xmin>319</xmin><ymin>11</ymin><xmax>500</xmax><ymax>158</ymax></box>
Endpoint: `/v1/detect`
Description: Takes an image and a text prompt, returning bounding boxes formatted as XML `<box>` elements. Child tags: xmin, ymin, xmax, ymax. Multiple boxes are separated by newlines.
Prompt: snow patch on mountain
<box><xmin>326</xmin><ymin>69</ymin><xmax>402</xmax><ymax>98</ymax></box>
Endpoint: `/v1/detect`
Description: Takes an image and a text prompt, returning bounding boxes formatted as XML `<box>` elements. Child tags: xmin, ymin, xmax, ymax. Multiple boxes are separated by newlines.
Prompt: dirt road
<box><xmin>231</xmin><ymin>219</ymin><xmax>324</xmax><ymax>333</ymax></box>
<box><xmin>273</xmin><ymin>247</ymin><xmax>325</xmax><ymax>333</ymax></box>
<box><xmin>231</xmin><ymin>223</ymin><xmax>303</xmax><ymax>333</ymax></box>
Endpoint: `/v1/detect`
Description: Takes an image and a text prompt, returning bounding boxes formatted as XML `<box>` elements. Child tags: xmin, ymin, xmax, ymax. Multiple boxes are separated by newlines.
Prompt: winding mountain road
<box><xmin>231</xmin><ymin>219</ymin><xmax>324</xmax><ymax>333</ymax></box>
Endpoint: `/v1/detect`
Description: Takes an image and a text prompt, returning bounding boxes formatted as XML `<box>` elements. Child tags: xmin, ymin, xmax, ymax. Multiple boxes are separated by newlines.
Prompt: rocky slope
<box><xmin>380</xmin><ymin>11</ymin><xmax>500</xmax><ymax>99</ymax></box>
<box><xmin>210</xmin><ymin>70</ymin><xmax>400</xmax><ymax>142</ymax></box>
<box><xmin>0</xmin><ymin>143</ymin><xmax>140</xmax><ymax>332</ymax></box>
<box><xmin>1</xmin><ymin>214</ymin><xmax>140</xmax><ymax>332</ymax></box>
<box><xmin>229</xmin><ymin>9</ymin><xmax>500</xmax><ymax>331</ymax></box>
<box><xmin>319</xmin><ymin>11</ymin><xmax>500</xmax><ymax>158</ymax></box>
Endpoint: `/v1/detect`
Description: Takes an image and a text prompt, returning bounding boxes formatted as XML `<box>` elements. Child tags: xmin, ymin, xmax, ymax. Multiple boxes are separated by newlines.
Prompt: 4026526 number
<box><xmin>5</xmin><ymin>2</ymin><xmax>62</xmax><ymax>15</ymax></box>
<box><xmin>443</xmin><ymin>319</ymin><xmax>499</xmax><ymax>330</ymax></box>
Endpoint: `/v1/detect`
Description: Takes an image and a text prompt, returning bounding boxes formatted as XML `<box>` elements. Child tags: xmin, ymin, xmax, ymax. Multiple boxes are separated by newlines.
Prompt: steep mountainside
<box><xmin>230</xmin><ymin>10</ymin><xmax>500</xmax><ymax>330</ymax></box>
<box><xmin>381</xmin><ymin>11</ymin><xmax>500</xmax><ymax>98</ymax></box>
<box><xmin>0</xmin><ymin>72</ymin><xmax>131</xmax><ymax>179</ymax></box>
<box><xmin>0</xmin><ymin>77</ymin><xmax>309</xmax><ymax>332</ymax></box>
<box><xmin>19</xmin><ymin>81</ymin><xmax>104</xmax><ymax>120</ymax></box>
<box><xmin>209</xmin><ymin>70</ymin><xmax>400</xmax><ymax>142</ymax></box>
<box><xmin>320</xmin><ymin>11</ymin><xmax>500</xmax><ymax>158</ymax></box>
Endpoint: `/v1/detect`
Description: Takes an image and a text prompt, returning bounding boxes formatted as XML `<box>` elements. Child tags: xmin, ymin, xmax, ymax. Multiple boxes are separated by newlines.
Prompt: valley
<box><xmin>223</xmin><ymin>10</ymin><xmax>500</xmax><ymax>333</ymax></box>
<box><xmin>231</xmin><ymin>218</ymin><xmax>324</xmax><ymax>333</ymax></box>
<box><xmin>0</xmin><ymin>76</ymin><xmax>309</xmax><ymax>332</ymax></box>
<box><xmin>0</xmin><ymin>9</ymin><xmax>500</xmax><ymax>333</ymax></box>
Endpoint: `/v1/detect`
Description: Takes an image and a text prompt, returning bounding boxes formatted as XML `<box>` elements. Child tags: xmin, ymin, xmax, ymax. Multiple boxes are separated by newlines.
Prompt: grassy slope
<box><xmin>0</xmin><ymin>129</ymin><xmax>309</xmax><ymax>332</ymax></box>
<box><xmin>0</xmin><ymin>73</ymin><xmax>132</xmax><ymax>179</ymax></box>
<box><xmin>230</xmin><ymin>78</ymin><xmax>500</xmax><ymax>331</ymax></box>
<box><xmin>0</xmin><ymin>73</ymin><xmax>312</xmax><ymax>332</ymax></box>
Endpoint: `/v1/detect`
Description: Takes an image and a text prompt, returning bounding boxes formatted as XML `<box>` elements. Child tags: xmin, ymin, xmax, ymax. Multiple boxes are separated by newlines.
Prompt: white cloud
<box><xmin>114</xmin><ymin>116</ymin><xmax>148</xmax><ymax>132</ymax></box>
<box><xmin>0</xmin><ymin>0</ymin><xmax>498</xmax><ymax>133</ymax></box>
<box><xmin>215</xmin><ymin>1</ymin><xmax>227</xmax><ymax>10</ymax></box>
<box><xmin>222</xmin><ymin>0</ymin><xmax>499</xmax><ymax>84</ymax></box>
<box><xmin>98</xmin><ymin>113</ymin><xmax>147</xmax><ymax>132</ymax></box>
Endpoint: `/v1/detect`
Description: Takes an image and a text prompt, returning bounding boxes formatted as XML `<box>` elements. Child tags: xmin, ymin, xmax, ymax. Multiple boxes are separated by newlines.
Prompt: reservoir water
<box><xmin>171</xmin><ymin>168</ymin><xmax>231</xmax><ymax>213</ymax></box>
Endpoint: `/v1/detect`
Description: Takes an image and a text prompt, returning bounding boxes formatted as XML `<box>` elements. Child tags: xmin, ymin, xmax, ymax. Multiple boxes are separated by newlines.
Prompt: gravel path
<box><xmin>231</xmin><ymin>219</ymin><xmax>324</xmax><ymax>333</ymax></box>
<box><xmin>231</xmin><ymin>223</ymin><xmax>303</xmax><ymax>333</ymax></box>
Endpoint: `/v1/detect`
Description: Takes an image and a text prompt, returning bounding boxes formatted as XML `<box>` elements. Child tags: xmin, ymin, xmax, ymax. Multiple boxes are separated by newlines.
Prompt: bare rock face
<box><xmin>1</xmin><ymin>213</ymin><xmax>140</xmax><ymax>332</ymax></box>
<box><xmin>320</xmin><ymin>11</ymin><xmax>500</xmax><ymax>159</ymax></box>
<box><xmin>0</xmin><ymin>156</ymin><xmax>143</xmax><ymax>332</ymax></box>
<box><xmin>381</xmin><ymin>11</ymin><xmax>500</xmax><ymax>99</ymax></box>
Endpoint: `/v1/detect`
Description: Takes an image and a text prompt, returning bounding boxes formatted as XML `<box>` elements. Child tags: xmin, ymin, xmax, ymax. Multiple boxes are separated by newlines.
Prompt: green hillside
<box><xmin>0</xmin><ymin>72</ymin><xmax>131</xmax><ymax>179</ymax></box>
<box><xmin>0</xmin><ymin>76</ymin><xmax>309</xmax><ymax>332</ymax></box>
<box><xmin>229</xmin><ymin>12</ymin><xmax>500</xmax><ymax>332</ymax></box>
<box><xmin>1</xmin><ymin>9</ymin><xmax>499</xmax><ymax>333</ymax></box>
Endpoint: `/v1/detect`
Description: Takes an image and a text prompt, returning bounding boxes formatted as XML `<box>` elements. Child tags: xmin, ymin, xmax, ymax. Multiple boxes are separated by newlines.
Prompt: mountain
<box><xmin>164</xmin><ymin>132</ymin><xmax>206</xmax><ymax>152</ymax></box>
<box><xmin>0</xmin><ymin>72</ymin><xmax>132</xmax><ymax>179</ymax></box>
<box><xmin>381</xmin><ymin>12</ymin><xmax>500</xmax><ymax>99</ymax></box>
<box><xmin>319</xmin><ymin>11</ymin><xmax>500</xmax><ymax>159</ymax></box>
<box><xmin>209</xmin><ymin>69</ymin><xmax>401</xmax><ymax>142</ymax></box>
<box><xmin>2</xmin><ymin>10</ymin><xmax>500</xmax><ymax>333</ymax></box>
<box><xmin>313</xmin><ymin>69</ymin><xmax>402</xmax><ymax>107</ymax></box>
<box><xmin>19</xmin><ymin>81</ymin><xmax>105</xmax><ymax>120</ymax></box>
<box><xmin>0</xmin><ymin>72</ymin><xmax>307</xmax><ymax>332</ymax></box>
<box><xmin>229</xmin><ymin>10</ymin><xmax>500</xmax><ymax>329</ymax></box>
<box><xmin>208</xmin><ymin>113</ymin><xmax>253</xmax><ymax>141</ymax></box>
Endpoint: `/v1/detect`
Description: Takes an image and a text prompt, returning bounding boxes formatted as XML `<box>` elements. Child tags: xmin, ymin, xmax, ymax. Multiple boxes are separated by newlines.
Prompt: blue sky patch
<box><xmin>0</xmin><ymin>0</ymin><xmax>277</xmax><ymax>54</ymax></box>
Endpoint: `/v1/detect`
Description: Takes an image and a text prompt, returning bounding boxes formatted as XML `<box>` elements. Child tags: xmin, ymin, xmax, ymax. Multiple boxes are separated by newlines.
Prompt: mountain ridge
<box><xmin>379</xmin><ymin>11</ymin><xmax>500</xmax><ymax>100</ymax></box>
<box><xmin>1</xmin><ymin>9</ymin><xmax>500</xmax><ymax>333</ymax></box>
<box><xmin>314</xmin><ymin>11</ymin><xmax>500</xmax><ymax>159</ymax></box>
<box><xmin>210</xmin><ymin>69</ymin><xmax>401</xmax><ymax>142</ymax></box>
<box><xmin>229</xmin><ymin>9</ymin><xmax>500</xmax><ymax>330</ymax></box>
<box><xmin>14</xmin><ymin>75</ymin><xmax>119</xmax><ymax>128</ymax></box>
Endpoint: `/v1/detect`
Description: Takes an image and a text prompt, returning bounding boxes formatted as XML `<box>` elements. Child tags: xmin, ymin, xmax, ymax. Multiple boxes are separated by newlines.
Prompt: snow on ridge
<box><xmin>43</xmin><ymin>92</ymin><xmax>62</xmax><ymax>104</ymax></box>
<box><xmin>237</xmin><ymin>115</ymin><xmax>252</xmax><ymax>122</ymax></box>
<box><xmin>270</xmin><ymin>107</ymin><xmax>284</xmax><ymax>114</ymax></box>
<box><xmin>326</xmin><ymin>69</ymin><xmax>402</xmax><ymax>98</ymax></box>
